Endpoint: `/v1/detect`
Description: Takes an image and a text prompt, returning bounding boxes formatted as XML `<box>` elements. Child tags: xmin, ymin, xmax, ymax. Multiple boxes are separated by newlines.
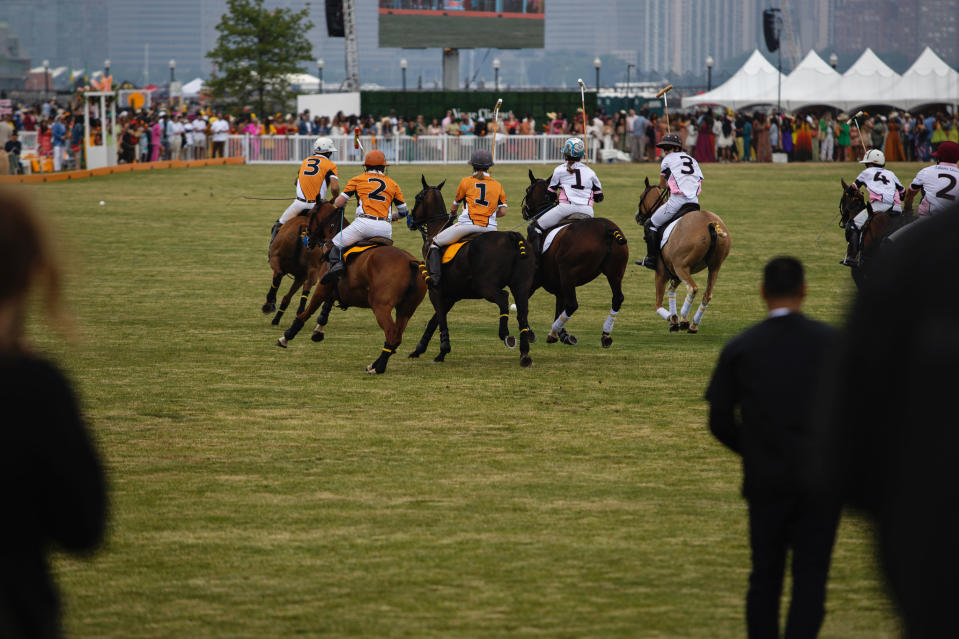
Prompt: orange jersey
<box><xmin>342</xmin><ymin>171</ymin><xmax>405</xmax><ymax>219</ymax></box>
<box><xmin>454</xmin><ymin>175</ymin><xmax>506</xmax><ymax>227</ymax></box>
<box><xmin>296</xmin><ymin>154</ymin><xmax>338</xmax><ymax>201</ymax></box>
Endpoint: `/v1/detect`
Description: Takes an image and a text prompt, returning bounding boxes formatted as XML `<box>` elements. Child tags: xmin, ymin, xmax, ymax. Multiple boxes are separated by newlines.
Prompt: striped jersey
<box><xmin>454</xmin><ymin>174</ymin><xmax>507</xmax><ymax>228</ymax></box>
<box><xmin>295</xmin><ymin>154</ymin><xmax>338</xmax><ymax>202</ymax></box>
<box><xmin>342</xmin><ymin>170</ymin><xmax>405</xmax><ymax>219</ymax></box>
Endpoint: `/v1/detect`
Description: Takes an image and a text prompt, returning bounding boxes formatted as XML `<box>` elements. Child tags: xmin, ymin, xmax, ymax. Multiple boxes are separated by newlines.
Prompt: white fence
<box><xmin>227</xmin><ymin>134</ymin><xmax>599</xmax><ymax>165</ymax></box>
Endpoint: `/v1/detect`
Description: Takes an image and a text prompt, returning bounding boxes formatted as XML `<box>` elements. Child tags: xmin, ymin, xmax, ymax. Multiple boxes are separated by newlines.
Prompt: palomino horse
<box><xmin>406</xmin><ymin>176</ymin><xmax>535</xmax><ymax>367</ymax></box>
<box><xmin>522</xmin><ymin>171</ymin><xmax>629</xmax><ymax>347</ymax></box>
<box><xmin>263</xmin><ymin>211</ymin><xmax>333</xmax><ymax>327</ymax></box>
<box><xmin>275</xmin><ymin>202</ymin><xmax>428</xmax><ymax>374</ymax></box>
<box><xmin>635</xmin><ymin>177</ymin><xmax>730</xmax><ymax>333</ymax></box>
<box><xmin>838</xmin><ymin>178</ymin><xmax>913</xmax><ymax>289</ymax></box>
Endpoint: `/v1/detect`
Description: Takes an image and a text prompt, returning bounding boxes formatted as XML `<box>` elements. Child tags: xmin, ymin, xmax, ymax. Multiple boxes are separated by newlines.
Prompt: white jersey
<box><xmin>661</xmin><ymin>152</ymin><xmax>704</xmax><ymax>198</ymax></box>
<box><xmin>910</xmin><ymin>163</ymin><xmax>959</xmax><ymax>215</ymax></box>
<box><xmin>210</xmin><ymin>119</ymin><xmax>230</xmax><ymax>142</ymax></box>
<box><xmin>547</xmin><ymin>161</ymin><xmax>602</xmax><ymax>207</ymax></box>
<box><xmin>855</xmin><ymin>167</ymin><xmax>903</xmax><ymax>206</ymax></box>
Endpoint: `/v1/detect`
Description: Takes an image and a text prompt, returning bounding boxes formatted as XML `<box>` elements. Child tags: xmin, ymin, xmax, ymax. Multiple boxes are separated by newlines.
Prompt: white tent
<box><xmin>836</xmin><ymin>48</ymin><xmax>902</xmax><ymax>111</ymax></box>
<box><xmin>780</xmin><ymin>51</ymin><xmax>842</xmax><ymax>111</ymax></box>
<box><xmin>286</xmin><ymin>73</ymin><xmax>322</xmax><ymax>91</ymax></box>
<box><xmin>681</xmin><ymin>50</ymin><xmax>783</xmax><ymax>110</ymax></box>
<box><xmin>889</xmin><ymin>47</ymin><xmax>959</xmax><ymax>111</ymax></box>
<box><xmin>181</xmin><ymin>77</ymin><xmax>205</xmax><ymax>98</ymax></box>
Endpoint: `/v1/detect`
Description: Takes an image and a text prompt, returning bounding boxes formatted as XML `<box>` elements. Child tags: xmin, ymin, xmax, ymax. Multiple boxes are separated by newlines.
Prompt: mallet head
<box><xmin>656</xmin><ymin>84</ymin><xmax>674</xmax><ymax>98</ymax></box>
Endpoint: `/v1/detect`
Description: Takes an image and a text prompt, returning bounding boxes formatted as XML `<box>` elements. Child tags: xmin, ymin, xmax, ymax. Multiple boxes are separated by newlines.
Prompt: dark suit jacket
<box><xmin>706</xmin><ymin>312</ymin><xmax>839</xmax><ymax>499</ymax></box>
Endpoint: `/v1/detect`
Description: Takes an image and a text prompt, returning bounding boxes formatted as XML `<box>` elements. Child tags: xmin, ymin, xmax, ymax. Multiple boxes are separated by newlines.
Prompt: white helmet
<box><xmin>859</xmin><ymin>149</ymin><xmax>885</xmax><ymax>166</ymax></box>
<box><xmin>313</xmin><ymin>136</ymin><xmax>336</xmax><ymax>155</ymax></box>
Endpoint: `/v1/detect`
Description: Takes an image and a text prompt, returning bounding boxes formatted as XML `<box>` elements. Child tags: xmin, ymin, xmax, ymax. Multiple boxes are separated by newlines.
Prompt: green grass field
<box><xmin>22</xmin><ymin>161</ymin><xmax>910</xmax><ymax>638</ymax></box>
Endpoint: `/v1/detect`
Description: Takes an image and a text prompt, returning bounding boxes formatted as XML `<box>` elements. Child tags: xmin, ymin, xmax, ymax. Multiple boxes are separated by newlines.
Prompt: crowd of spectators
<box><xmin>2</xmin><ymin>96</ymin><xmax>957</xmax><ymax>173</ymax></box>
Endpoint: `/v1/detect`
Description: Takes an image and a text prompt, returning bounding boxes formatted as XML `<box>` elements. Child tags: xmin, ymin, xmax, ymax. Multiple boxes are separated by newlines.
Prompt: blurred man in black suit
<box><xmin>706</xmin><ymin>256</ymin><xmax>840</xmax><ymax>639</ymax></box>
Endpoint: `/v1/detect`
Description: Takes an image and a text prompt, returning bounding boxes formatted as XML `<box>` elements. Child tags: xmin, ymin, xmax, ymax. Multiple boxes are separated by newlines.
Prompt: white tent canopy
<box><xmin>889</xmin><ymin>47</ymin><xmax>959</xmax><ymax>111</ymax></box>
<box><xmin>181</xmin><ymin>77</ymin><xmax>205</xmax><ymax>98</ymax></box>
<box><xmin>780</xmin><ymin>50</ymin><xmax>842</xmax><ymax>111</ymax></box>
<box><xmin>836</xmin><ymin>49</ymin><xmax>901</xmax><ymax>111</ymax></box>
<box><xmin>681</xmin><ymin>50</ymin><xmax>783</xmax><ymax>110</ymax></box>
<box><xmin>682</xmin><ymin>47</ymin><xmax>958</xmax><ymax>113</ymax></box>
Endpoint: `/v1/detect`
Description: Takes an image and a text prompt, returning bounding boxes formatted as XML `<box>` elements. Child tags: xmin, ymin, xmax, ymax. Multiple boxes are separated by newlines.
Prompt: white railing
<box><xmin>230</xmin><ymin>134</ymin><xmax>599</xmax><ymax>165</ymax></box>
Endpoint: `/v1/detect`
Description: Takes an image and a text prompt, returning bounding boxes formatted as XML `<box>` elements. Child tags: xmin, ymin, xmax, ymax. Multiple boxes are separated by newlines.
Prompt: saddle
<box><xmin>343</xmin><ymin>237</ymin><xmax>393</xmax><ymax>261</ymax></box>
<box><xmin>441</xmin><ymin>233</ymin><xmax>481</xmax><ymax>264</ymax></box>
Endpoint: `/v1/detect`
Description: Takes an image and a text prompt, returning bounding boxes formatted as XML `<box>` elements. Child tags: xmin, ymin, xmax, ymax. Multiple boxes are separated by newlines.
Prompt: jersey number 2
<box><xmin>936</xmin><ymin>173</ymin><xmax>957</xmax><ymax>201</ymax></box>
<box><xmin>368</xmin><ymin>177</ymin><xmax>387</xmax><ymax>201</ymax></box>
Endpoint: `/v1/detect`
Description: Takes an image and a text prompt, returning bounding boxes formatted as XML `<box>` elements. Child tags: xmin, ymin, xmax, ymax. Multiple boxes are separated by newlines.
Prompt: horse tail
<box><xmin>508</xmin><ymin>231</ymin><xmax>530</xmax><ymax>260</ymax></box>
<box><xmin>408</xmin><ymin>259</ymin><xmax>427</xmax><ymax>296</ymax></box>
<box><xmin>704</xmin><ymin>223</ymin><xmax>720</xmax><ymax>264</ymax></box>
<box><xmin>711</xmin><ymin>221</ymin><xmax>728</xmax><ymax>239</ymax></box>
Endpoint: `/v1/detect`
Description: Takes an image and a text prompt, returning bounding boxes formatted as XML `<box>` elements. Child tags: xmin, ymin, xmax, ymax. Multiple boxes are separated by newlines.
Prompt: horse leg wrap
<box><xmin>680</xmin><ymin>293</ymin><xmax>694</xmax><ymax>320</ymax></box>
<box><xmin>297</xmin><ymin>292</ymin><xmax>309</xmax><ymax>313</ymax></box>
<box><xmin>550</xmin><ymin>311</ymin><xmax>570</xmax><ymax>335</ymax></box>
<box><xmin>602</xmin><ymin>309</ymin><xmax>618</xmax><ymax>335</ymax></box>
<box><xmin>668</xmin><ymin>290</ymin><xmax>677</xmax><ymax>318</ymax></box>
<box><xmin>656</xmin><ymin>307</ymin><xmax>671</xmax><ymax>321</ymax></box>
<box><xmin>692</xmin><ymin>303</ymin><xmax>708</xmax><ymax>327</ymax></box>
<box><xmin>267</xmin><ymin>284</ymin><xmax>278</xmax><ymax>301</ymax></box>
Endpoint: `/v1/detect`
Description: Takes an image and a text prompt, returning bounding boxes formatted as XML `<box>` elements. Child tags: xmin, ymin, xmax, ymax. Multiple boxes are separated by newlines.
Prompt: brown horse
<box><xmin>263</xmin><ymin>212</ymin><xmax>332</xmax><ymax>327</ymax></box>
<box><xmin>522</xmin><ymin>171</ymin><xmax>629</xmax><ymax>347</ymax></box>
<box><xmin>635</xmin><ymin>177</ymin><xmax>730</xmax><ymax>333</ymax></box>
<box><xmin>838</xmin><ymin>178</ymin><xmax>914</xmax><ymax>289</ymax></box>
<box><xmin>275</xmin><ymin>202</ymin><xmax>428</xmax><ymax>374</ymax></box>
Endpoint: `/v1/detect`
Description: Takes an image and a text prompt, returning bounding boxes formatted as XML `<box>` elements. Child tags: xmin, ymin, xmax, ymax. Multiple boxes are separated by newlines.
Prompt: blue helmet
<box><xmin>563</xmin><ymin>137</ymin><xmax>585</xmax><ymax>159</ymax></box>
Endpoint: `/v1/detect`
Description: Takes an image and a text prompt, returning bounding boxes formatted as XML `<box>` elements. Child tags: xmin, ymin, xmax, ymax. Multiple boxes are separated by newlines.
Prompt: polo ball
<box><xmin>99</xmin><ymin>201</ymin><xmax>105</xmax><ymax>206</ymax></box>
<box><xmin>509</xmin><ymin>303</ymin><xmax>517</xmax><ymax>312</ymax></box>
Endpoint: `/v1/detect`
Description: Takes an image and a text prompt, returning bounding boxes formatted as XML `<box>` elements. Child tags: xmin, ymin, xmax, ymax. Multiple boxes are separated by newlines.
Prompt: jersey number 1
<box><xmin>474</xmin><ymin>182</ymin><xmax>490</xmax><ymax>206</ymax></box>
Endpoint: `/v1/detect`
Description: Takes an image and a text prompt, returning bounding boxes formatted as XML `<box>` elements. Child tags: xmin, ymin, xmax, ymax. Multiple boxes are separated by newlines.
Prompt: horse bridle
<box><xmin>636</xmin><ymin>184</ymin><xmax>669</xmax><ymax>224</ymax></box>
<box><xmin>838</xmin><ymin>186</ymin><xmax>866</xmax><ymax>230</ymax></box>
<box><xmin>408</xmin><ymin>185</ymin><xmax>453</xmax><ymax>242</ymax></box>
<box><xmin>306</xmin><ymin>204</ymin><xmax>342</xmax><ymax>249</ymax></box>
<box><xmin>521</xmin><ymin>178</ymin><xmax>557</xmax><ymax>221</ymax></box>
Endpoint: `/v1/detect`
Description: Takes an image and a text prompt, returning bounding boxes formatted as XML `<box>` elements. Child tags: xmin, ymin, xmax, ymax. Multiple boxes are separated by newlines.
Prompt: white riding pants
<box><xmin>431</xmin><ymin>222</ymin><xmax>491</xmax><ymax>248</ymax></box>
<box><xmin>332</xmin><ymin>215</ymin><xmax>392</xmax><ymax>249</ymax></box>
<box><xmin>651</xmin><ymin>194</ymin><xmax>697</xmax><ymax>231</ymax></box>
<box><xmin>852</xmin><ymin>201</ymin><xmax>900</xmax><ymax>230</ymax></box>
<box><xmin>279</xmin><ymin>200</ymin><xmax>314</xmax><ymax>224</ymax></box>
<box><xmin>537</xmin><ymin>203</ymin><xmax>593</xmax><ymax>230</ymax></box>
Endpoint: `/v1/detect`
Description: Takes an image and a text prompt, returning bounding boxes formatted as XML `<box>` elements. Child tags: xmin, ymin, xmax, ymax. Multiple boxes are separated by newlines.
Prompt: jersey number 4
<box><xmin>873</xmin><ymin>171</ymin><xmax>890</xmax><ymax>185</ymax></box>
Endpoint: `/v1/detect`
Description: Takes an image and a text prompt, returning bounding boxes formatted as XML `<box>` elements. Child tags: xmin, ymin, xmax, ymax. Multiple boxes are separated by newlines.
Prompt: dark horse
<box><xmin>262</xmin><ymin>211</ymin><xmax>334</xmax><ymax>327</ymax></box>
<box><xmin>839</xmin><ymin>179</ymin><xmax>914</xmax><ymax>289</ymax></box>
<box><xmin>522</xmin><ymin>170</ymin><xmax>629</xmax><ymax>347</ymax></box>
<box><xmin>275</xmin><ymin>202</ymin><xmax>428</xmax><ymax>374</ymax></box>
<box><xmin>406</xmin><ymin>176</ymin><xmax>535</xmax><ymax>367</ymax></box>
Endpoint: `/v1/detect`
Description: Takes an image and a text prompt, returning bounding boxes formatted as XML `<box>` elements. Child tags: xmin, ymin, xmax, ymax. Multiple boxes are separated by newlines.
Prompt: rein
<box><xmin>520</xmin><ymin>179</ymin><xmax>557</xmax><ymax>224</ymax></box>
<box><xmin>636</xmin><ymin>185</ymin><xmax>669</xmax><ymax>223</ymax></box>
<box><xmin>408</xmin><ymin>186</ymin><xmax>453</xmax><ymax>243</ymax></box>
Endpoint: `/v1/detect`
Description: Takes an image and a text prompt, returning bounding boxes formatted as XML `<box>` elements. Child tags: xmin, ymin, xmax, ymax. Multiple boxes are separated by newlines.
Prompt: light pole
<box><xmin>625</xmin><ymin>63</ymin><xmax>635</xmax><ymax>96</ymax></box>
<box><xmin>594</xmin><ymin>57</ymin><xmax>601</xmax><ymax>91</ymax></box>
<box><xmin>104</xmin><ymin>58</ymin><xmax>111</xmax><ymax>79</ymax></box>
<box><xmin>829</xmin><ymin>52</ymin><xmax>838</xmax><ymax>70</ymax></box>
<box><xmin>706</xmin><ymin>55</ymin><xmax>714</xmax><ymax>91</ymax></box>
<box><xmin>317</xmin><ymin>59</ymin><xmax>324</xmax><ymax>93</ymax></box>
<box><xmin>169</xmin><ymin>59</ymin><xmax>176</xmax><ymax>84</ymax></box>
<box><xmin>493</xmin><ymin>58</ymin><xmax>500</xmax><ymax>92</ymax></box>
<box><xmin>400</xmin><ymin>58</ymin><xmax>407</xmax><ymax>91</ymax></box>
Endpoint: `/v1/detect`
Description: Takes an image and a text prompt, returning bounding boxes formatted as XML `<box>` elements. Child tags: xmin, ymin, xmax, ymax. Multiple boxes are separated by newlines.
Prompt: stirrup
<box><xmin>636</xmin><ymin>256</ymin><xmax>657</xmax><ymax>270</ymax></box>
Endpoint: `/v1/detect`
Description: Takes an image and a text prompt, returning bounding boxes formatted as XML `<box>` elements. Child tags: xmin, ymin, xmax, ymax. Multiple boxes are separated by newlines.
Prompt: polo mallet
<box><xmin>353</xmin><ymin>126</ymin><xmax>365</xmax><ymax>155</ymax></box>
<box><xmin>852</xmin><ymin>110</ymin><xmax>868</xmax><ymax>152</ymax></box>
<box><xmin>490</xmin><ymin>98</ymin><xmax>503</xmax><ymax>168</ymax></box>
<box><xmin>577</xmin><ymin>78</ymin><xmax>588</xmax><ymax>162</ymax></box>
<box><xmin>657</xmin><ymin>84</ymin><xmax>674</xmax><ymax>133</ymax></box>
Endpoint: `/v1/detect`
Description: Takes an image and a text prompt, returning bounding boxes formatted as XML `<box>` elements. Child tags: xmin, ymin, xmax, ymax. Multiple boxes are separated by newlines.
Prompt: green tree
<box><xmin>206</xmin><ymin>0</ymin><xmax>314</xmax><ymax>117</ymax></box>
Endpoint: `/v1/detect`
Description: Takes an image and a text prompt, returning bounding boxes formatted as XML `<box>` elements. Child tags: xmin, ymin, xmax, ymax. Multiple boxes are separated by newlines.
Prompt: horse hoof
<box><xmin>408</xmin><ymin>350</ymin><xmax>422</xmax><ymax>359</ymax></box>
<box><xmin>310</xmin><ymin>331</ymin><xmax>324</xmax><ymax>343</ymax></box>
<box><xmin>366</xmin><ymin>364</ymin><xmax>379</xmax><ymax>375</ymax></box>
<box><xmin>669</xmin><ymin>323</ymin><xmax>680</xmax><ymax>333</ymax></box>
<box><xmin>561</xmin><ymin>333</ymin><xmax>578</xmax><ymax>346</ymax></box>
<box><xmin>504</xmin><ymin>335</ymin><xmax>516</xmax><ymax>349</ymax></box>
<box><xmin>527</xmin><ymin>330</ymin><xmax>537</xmax><ymax>343</ymax></box>
<box><xmin>262</xmin><ymin>303</ymin><xmax>276</xmax><ymax>314</ymax></box>
<box><xmin>271</xmin><ymin>316</ymin><xmax>281</xmax><ymax>326</ymax></box>
<box><xmin>601</xmin><ymin>333</ymin><xmax>613</xmax><ymax>348</ymax></box>
<box><xmin>679</xmin><ymin>321</ymin><xmax>690</xmax><ymax>332</ymax></box>
<box><xmin>687</xmin><ymin>327</ymin><xmax>699</xmax><ymax>334</ymax></box>
<box><xmin>433</xmin><ymin>354</ymin><xmax>446</xmax><ymax>363</ymax></box>
<box><xmin>520</xmin><ymin>354</ymin><xmax>533</xmax><ymax>368</ymax></box>
<box><xmin>276</xmin><ymin>337</ymin><xmax>288</xmax><ymax>349</ymax></box>
<box><xmin>546</xmin><ymin>332</ymin><xmax>558</xmax><ymax>344</ymax></box>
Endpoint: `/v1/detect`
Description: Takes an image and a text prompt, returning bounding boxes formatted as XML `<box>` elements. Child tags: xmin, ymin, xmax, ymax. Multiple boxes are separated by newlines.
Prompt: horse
<box><xmin>262</xmin><ymin>211</ymin><xmax>334</xmax><ymax>327</ymax></box>
<box><xmin>275</xmin><ymin>201</ymin><xmax>428</xmax><ymax>375</ymax></box>
<box><xmin>838</xmin><ymin>179</ymin><xmax>914</xmax><ymax>289</ymax></box>
<box><xmin>634</xmin><ymin>177</ymin><xmax>730</xmax><ymax>333</ymax></box>
<box><xmin>521</xmin><ymin>170</ymin><xmax>629</xmax><ymax>347</ymax></box>
<box><xmin>405</xmin><ymin>176</ymin><xmax>535</xmax><ymax>367</ymax></box>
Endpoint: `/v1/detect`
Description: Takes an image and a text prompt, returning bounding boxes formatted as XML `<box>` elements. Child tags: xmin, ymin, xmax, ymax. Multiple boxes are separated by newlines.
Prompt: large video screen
<box><xmin>378</xmin><ymin>1</ymin><xmax>545</xmax><ymax>49</ymax></box>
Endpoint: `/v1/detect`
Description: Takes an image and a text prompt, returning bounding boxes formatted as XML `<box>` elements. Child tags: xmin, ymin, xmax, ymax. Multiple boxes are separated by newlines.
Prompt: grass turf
<box><xmin>21</xmin><ymin>160</ymin><xmax>909</xmax><ymax>637</ymax></box>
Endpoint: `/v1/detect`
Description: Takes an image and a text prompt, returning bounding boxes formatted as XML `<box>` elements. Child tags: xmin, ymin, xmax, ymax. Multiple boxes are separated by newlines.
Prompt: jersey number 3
<box><xmin>303</xmin><ymin>158</ymin><xmax>321</xmax><ymax>176</ymax></box>
<box><xmin>680</xmin><ymin>155</ymin><xmax>695</xmax><ymax>175</ymax></box>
